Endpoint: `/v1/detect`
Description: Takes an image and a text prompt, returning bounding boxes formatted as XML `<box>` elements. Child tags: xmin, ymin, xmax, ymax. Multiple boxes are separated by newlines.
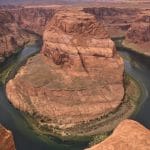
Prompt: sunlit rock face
<box><xmin>0</xmin><ymin>124</ymin><xmax>16</xmax><ymax>150</ymax></box>
<box><xmin>6</xmin><ymin>9</ymin><xmax>124</xmax><ymax>135</ymax></box>
<box><xmin>86</xmin><ymin>119</ymin><xmax>150</xmax><ymax>150</ymax></box>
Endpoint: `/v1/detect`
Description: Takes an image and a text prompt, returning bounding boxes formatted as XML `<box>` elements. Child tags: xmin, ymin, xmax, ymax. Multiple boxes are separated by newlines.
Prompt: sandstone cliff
<box><xmin>0</xmin><ymin>9</ymin><xmax>36</xmax><ymax>63</ymax></box>
<box><xmin>6</xmin><ymin>9</ymin><xmax>124</xmax><ymax>135</ymax></box>
<box><xmin>86</xmin><ymin>119</ymin><xmax>150</xmax><ymax>150</ymax></box>
<box><xmin>9</xmin><ymin>7</ymin><xmax>57</xmax><ymax>35</ymax></box>
<box><xmin>83</xmin><ymin>6</ymin><xmax>150</xmax><ymax>55</ymax></box>
<box><xmin>123</xmin><ymin>14</ymin><xmax>150</xmax><ymax>55</ymax></box>
<box><xmin>0</xmin><ymin>124</ymin><xmax>16</xmax><ymax>150</ymax></box>
<box><xmin>83</xmin><ymin>7</ymin><xmax>139</xmax><ymax>38</ymax></box>
<box><xmin>0</xmin><ymin>5</ymin><xmax>59</xmax><ymax>63</ymax></box>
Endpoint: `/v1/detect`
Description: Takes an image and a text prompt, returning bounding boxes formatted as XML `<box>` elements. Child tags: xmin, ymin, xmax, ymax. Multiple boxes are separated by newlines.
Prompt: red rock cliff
<box><xmin>0</xmin><ymin>124</ymin><xmax>16</xmax><ymax>150</ymax></box>
<box><xmin>0</xmin><ymin>10</ymin><xmax>34</xmax><ymax>62</ymax></box>
<box><xmin>123</xmin><ymin>12</ymin><xmax>150</xmax><ymax>55</ymax></box>
<box><xmin>10</xmin><ymin>7</ymin><xmax>57</xmax><ymax>35</ymax></box>
<box><xmin>83</xmin><ymin>7</ymin><xmax>139</xmax><ymax>37</ymax></box>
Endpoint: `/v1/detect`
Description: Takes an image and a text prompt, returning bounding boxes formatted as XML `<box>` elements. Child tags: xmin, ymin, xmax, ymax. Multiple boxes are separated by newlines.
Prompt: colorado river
<box><xmin>0</xmin><ymin>38</ymin><xmax>149</xmax><ymax>150</ymax></box>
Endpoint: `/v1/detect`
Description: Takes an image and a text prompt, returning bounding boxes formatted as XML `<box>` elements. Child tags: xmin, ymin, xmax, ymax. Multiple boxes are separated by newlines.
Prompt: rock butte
<box><xmin>0</xmin><ymin>124</ymin><xmax>15</xmax><ymax>150</ymax></box>
<box><xmin>6</xmin><ymin>9</ymin><xmax>124</xmax><ymax>134</ymax></box>
<box><xmin>86</xmin><ymin>119</ymin><xmax>150</xmax><ymax>150</ymax></box>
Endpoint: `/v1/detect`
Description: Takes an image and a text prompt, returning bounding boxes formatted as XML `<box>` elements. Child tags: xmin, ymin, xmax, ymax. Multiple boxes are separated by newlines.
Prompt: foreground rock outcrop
<box><xmin>6</xmin><ymin>9</ymin><xmax>124</xmax><ymax>135</ymax></box>
<box><xmin>86</xmin><ymin>119</ymin><xmax>150</xmax><ymax>150</ymax></box>
<box><xmin>0</xmin><ymin>124</ymin><xmax>15</xmax><ymax>150</ymax></box>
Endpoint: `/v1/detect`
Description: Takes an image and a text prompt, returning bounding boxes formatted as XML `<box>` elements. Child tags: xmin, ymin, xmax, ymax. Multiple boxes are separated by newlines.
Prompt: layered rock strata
<box><xmin>0</xmin><ymin>5</ymin><xmax>60</xmax><ymax>63</ymax></box>
<box><xmin>84</xmin><ymin>7</ymin><xmax>150</xmax><ymax>55</ymax></box>
<box><xmin>6</xmin><ymin>10</ymin><xmax>124</xmax><ymax>135</ymax></box>
<box><xmin>0</xmin><ymin>124</ymin><xmax>16</xmax><ymax>150</ymax></box>
<box><xmin>83</xmin><ymin>7</ymin><xmax>139</xmax><ymax>38</ymax></box>
<box><xmin>9</xmin><ymin>7</ymin><xmax>57</xmax><ymax>35</ymax></box>
<box><xmin>0</xmin><ymin>10</ymin><xmax>36</xmax><ymax>63</ymax></box>
<box><xmin>86</xmin><ymin>119</ymin><xmax>150</xmax><ymax>150</ymax></box>
<box><xmin>123</xmin><ymin>14</ymin><xmax>150</xmax><ymax>55</ymax></box>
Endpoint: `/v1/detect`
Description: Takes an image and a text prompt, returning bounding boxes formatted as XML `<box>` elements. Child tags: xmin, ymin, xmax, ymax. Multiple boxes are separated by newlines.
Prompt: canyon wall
<box><xmin>0</xmin><ymin>9</ymin><xmax>34</xmax><ymax>62</ymax></box>
<box><xmin>0</xmin><ymin>124</ymin><xmax>16</xmax><ymax>150</ymax></box>
<box><xmin>83</xmin><ymin>6</ymin><xmax>150</xmax><ymax>55</ymax></box>
<box><xmin>9</xmin><ymin>7</ymin><xmax>57</xmax><ymax>34</ymax></box>
<box><xmin>86</xmin><ymin>119</ymin><xmax>150</xmax><ymax>150</ymax></box>
<box><xmin>123</xmin><ymin>12</ymin><xmax>150</xmax><ymax>55</ymax></box>
<box><xmin>0</xmin><ymin>6</ymin><xmax>59</xmax><ymax>63</ymax></box>
<box><xmin>6</xmin><ymin>9</ymin><xmax>124</xmax><ymax>136</ymax></box>
<box><xmin>83</xmin><ymin>7</ymin><xmax>139</xmax><ymax>38</ymax></box>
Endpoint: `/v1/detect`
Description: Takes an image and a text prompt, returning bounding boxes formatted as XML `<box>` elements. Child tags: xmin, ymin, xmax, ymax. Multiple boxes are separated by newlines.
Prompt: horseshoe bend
<box><xmin>6</xmin><ymin>9</ymin><xmax>126</xmax><ymax>135</ymax></box>
<box><xmin>0</xmin><ymin>2</ymin><xmax>149</xmax><ymax>150</ymax></box>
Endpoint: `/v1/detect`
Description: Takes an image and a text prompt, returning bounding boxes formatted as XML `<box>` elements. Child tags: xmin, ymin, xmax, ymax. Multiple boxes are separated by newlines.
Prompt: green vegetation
<box><xmin>0</xmin><ymin>64</ymin><xmax>15</xmax><ymax>84</ymax></box>
<box><xmin>89</xmin><ymin>132</ymin><xmax>111</xmax><ymax>147</ymax></box>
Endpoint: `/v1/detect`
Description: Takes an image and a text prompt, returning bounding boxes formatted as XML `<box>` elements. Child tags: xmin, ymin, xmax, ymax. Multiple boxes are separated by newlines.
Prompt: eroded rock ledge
<box><xmin>86</xmin><ymin>119</ymin><xmax>150</xmax><ymax>150</ymax></box>
<box><xmin>6</xmin><ymin>9</ymin><xmax>124</xmax><ymax>135</ymax></box>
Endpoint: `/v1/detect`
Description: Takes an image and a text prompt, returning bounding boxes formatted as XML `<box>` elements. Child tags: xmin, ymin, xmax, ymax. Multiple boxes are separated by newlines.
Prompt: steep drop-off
<box><xmin>6</xmin><ymin>9</ymin><xmax>124</xmax><ymax>136</ymax></box>
<box><xmin>9</xmin><ymin>6</ymin><xmax>58</xmax><ymax>34</ymax></box>
<box><xmin>83</xmin><ymin>7</ymin><xmax>139</xmax><ymax>38</ymax></box>
<box><xmin>123</xmin><ymin>13</ymin><xmax>150</xmax><ymax>55</ymax></box>
<box><xmin>83</xmin><ymin>7</ymin><xmax>150</xmax><ymax>55</ymax></box>
<box><xmin>0</xmin><ymin>5</ymin><xmax>60</xmax><ymax>64</ymax></box>
<box><xmin>86</xmin><ymin>119</ymin><xmax>150</xmax><ymax>150</ymax></box>
<box><xmin>0</xmin><ymin>10</ymin><xmax>34</xmax><ymax>63</ymax></box>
